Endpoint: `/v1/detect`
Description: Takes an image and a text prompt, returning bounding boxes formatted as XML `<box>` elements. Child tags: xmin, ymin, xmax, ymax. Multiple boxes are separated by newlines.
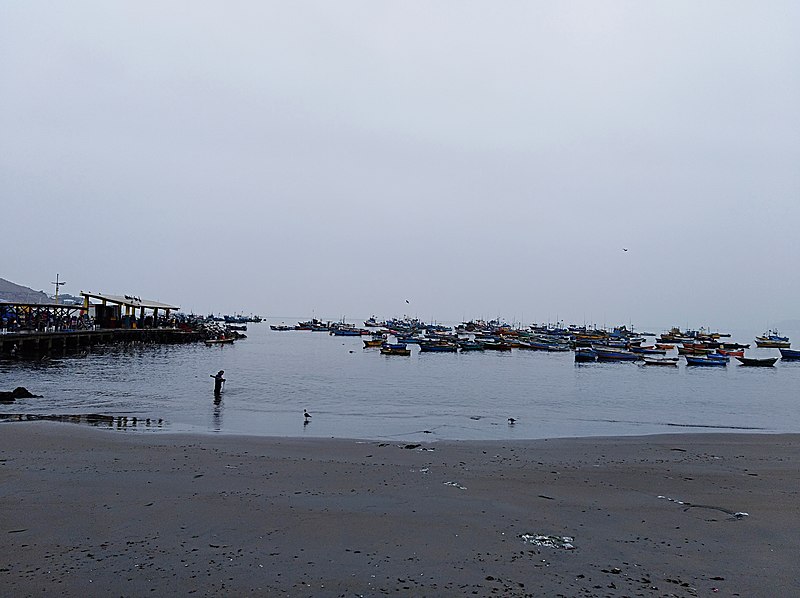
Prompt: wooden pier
<box><xmin>0</xmin><ymin>328</ymin><xmax>200</xmax><ymax>360</ymax></box>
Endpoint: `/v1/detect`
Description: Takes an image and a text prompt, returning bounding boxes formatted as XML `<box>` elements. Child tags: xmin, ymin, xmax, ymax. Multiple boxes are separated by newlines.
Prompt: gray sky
<box><xmin>2</xmin><ymin>2</ymin><xmax>798</xmax><ymax>329</ymax></box>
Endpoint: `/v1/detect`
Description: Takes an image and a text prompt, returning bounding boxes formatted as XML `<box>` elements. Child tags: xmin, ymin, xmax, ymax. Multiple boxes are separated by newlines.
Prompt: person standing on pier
<box><xmin>211</xmin><ymin>370</ymin><xmax>225</xmax><ymax>395</ymax></box>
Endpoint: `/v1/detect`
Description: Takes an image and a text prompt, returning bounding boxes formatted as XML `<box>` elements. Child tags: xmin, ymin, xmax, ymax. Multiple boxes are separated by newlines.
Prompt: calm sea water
<box><xmin>2</xmin><ymin>321</ymin><xmax>799</xmax><ymax>441</ymax></box>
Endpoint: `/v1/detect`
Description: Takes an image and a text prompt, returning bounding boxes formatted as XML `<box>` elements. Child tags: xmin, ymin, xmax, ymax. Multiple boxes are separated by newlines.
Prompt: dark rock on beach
<box><xmin>0</xmin><ymin>387</ymin><xmax>42</xmax><ymax>403</ymax></box>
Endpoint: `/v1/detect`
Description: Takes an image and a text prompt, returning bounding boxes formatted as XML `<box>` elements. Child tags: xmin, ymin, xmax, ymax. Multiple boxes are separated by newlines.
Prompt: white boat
<box><xmin>643</xmin><ymin>356</ymin><xmax>679</xmax><ymax>366</ymax></box>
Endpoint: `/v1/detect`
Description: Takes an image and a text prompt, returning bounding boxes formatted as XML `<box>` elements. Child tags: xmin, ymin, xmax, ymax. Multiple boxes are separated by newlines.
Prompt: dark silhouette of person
<box><xmin>211</xmin><ymin>370</ymin><xmax>225</xmax><ymax>395</ymax></box>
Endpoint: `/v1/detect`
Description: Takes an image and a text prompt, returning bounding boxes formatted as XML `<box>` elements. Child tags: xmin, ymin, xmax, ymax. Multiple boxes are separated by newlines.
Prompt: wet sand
<box><xmin>1</xmin><ymin>423</ymin><xmax>798</xmax><ymax>597</ymax></box>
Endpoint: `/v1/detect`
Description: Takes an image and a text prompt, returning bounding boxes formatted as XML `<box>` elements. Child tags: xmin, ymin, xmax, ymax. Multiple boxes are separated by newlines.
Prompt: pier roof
<box><xmin>80</xmin><ymin>292</ymin><xmax>180</xmax><ymax>311</ymax></box>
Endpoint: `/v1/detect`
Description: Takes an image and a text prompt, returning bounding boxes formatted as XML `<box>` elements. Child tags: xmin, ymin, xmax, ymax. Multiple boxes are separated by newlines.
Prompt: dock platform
<box><xmin>0</xmin><ymin>328</ymin><xmax>200</xmax><ymax>359</ymax></box>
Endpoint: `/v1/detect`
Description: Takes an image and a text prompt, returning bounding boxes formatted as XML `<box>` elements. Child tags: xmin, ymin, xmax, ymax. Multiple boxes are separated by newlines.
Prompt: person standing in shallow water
<box><xmin>211</xmin><ymin>370</ymin><xmax>225</xmax><ymax>395</ymax></box>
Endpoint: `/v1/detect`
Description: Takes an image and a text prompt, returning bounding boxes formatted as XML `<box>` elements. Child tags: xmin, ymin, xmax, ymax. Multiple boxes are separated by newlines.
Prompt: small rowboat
<box><xmin>643</xmin><ymin>357</ymin><xmax>679</xmax><ymax>366</ymax></box>
<box><xmin>735</xmin><ymin>356</ymin><xmax>778</xmax><ymax>367</ymax></box>
<box><xmin>419</xmin><ymin>342</ymin><xmax>458</xmax><ymax>353</ymax></box>
<box><xmin>631</xmin><ymin>346</ymin><xmax>667</xmax><ymax>355</ymax></box>
<box><xmin>595</xmin><ymin>348</ymin><xmax>639</xmax><ymax>361</ymax></box>
<box><xmin>204</xmin><ymin>337</ymin><xmax>235</xmax><ymax>346</ymax></box>
<box><xmin>363</xmin><ymin>338</ymin><xmax>384</xmax><ymax>348</ymax></box>
<box><xmin>685</xmin><ymin>355</ymin><xmax>726</xmax><ymax>366</ymax></box>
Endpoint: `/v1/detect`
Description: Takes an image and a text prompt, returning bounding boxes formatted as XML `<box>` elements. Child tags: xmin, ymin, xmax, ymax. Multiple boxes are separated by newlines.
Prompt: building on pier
<box><xmin>1</xmin><ymin>292</ymin><xmax>180</xmax><ymax>333</ymax></box>
<box><xmin>79</xmin><ymin>292</ymin><xmax>180</xmax><ymax>329</ymax></box>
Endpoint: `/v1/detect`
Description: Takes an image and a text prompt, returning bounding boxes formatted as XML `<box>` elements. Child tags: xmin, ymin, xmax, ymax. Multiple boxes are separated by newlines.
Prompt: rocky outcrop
<box><xmin>0</xmin><ymin>387</ymin><xmax>42</xmax><ymax>402</ymax></box>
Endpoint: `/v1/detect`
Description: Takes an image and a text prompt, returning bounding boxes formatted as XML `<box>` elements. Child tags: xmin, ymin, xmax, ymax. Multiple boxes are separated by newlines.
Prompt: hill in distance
<box><xmin>0</xmin><ymin>277</ymin><xmax>51</xmax><ymax>304</ymax></box>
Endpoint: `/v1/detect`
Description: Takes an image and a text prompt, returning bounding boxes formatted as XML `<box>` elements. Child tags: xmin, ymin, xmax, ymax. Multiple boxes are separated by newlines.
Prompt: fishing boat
<box><xmin>779</xmin><ymin>348</ymin><xmax>800</xmax><ymax>360</ymax></box>
<box><xmin>630</xmin><ymin>346</ymin><xmax>667</xmax><ymax>355</ymax></box>
<box><xmin>574</xmin><ymin>347</ymin><xmax>597</xmax><ymax>362</ymax></box>
<box><xmin>528</xmin><ymin>341</ymin><xmax>571</xmax><ymax>352</ymax></box>
<box><xmin>643</xmin><ymin>356</ymin><xmax>679</xmax><ymax>366</ymax></box>
<box><xmin>594</xmin><ymin>347</ymin><xmax>639</xmax><ymax>361</ymax></box>
<box><xmin>204</xmin><ymin>337</ymin><xmax>235</xmax><ymax>346</ymax></box>
<box><xmin>363</xmin><ymin>338</ymin><xmax>385</xmax><ymax>348</ymax></box>
<box><xmin>677</xmin><ymin>344</ymin><xmax>713</xmax><ymax>355</ymax></box>
<box><xmin>719</xmin><ymin>342</ymin><xmax>750</xmax><ymax>350</ymax></box>
<box><xmin>482</xmin><ymin>341</ymin><xmax>513</xmax><ymax>351</ymax></box>
<box><xmin>331</xmin><ymin>328</ymin><xmax>363</xmax><ymax>336</ymax></box>
<box><xmin>706</xmin><ymin>352</ymin><xmax>730</xmax><ymax>362</ymax></box>
<box><xmin>419</xmin><ymin>341</ymin><xmax>458</xmax><ymax>353</ymax></box>
<box><xmin>685</xmin><ymin>355</ymin><xmax>726</xmax><ymax>366</ymax></box>
<box><xmin>735</xmin><ymin>356</ymin><xmax>778</xmax><ymax>367</ymax></box>
<box><xmin>380</xmin><ymin>343</ymin><xmax>411</xmax><ymax>356</ymax></box>
<box><xmin>458</xmin><ymin>341</ymin><xmax>485</xmax><ymax>351</ymax></box>
<box><xmin>270</xmin><ymin>324</ymin><xmax>294</xmax><ymax>331</ymax></box>
<box><xmin>755</xmin><ymin>330</ymin><xmax>790</xmax><ymax>348</ymax></box>
<box><xmin>716</xmin><ymin>348</ymin><xmax>744</xmax><ymax>357</ymax></box>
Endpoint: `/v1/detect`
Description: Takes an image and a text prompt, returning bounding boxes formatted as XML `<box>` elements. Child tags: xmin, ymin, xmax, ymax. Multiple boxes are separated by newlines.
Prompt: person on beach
<box><xmin>211</xmin><ymin>370</ymin><xmax>225</xmax><ymax>395</ymax></box>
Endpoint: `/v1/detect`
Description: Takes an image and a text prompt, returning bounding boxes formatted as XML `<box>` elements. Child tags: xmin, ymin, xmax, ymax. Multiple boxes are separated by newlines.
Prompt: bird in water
<box><xmin>508</xmin><ymin>417</ymin><xmax>516</xmax><ymax>424</ymax></box>
<box><xmin>304</xmin><ymin>409</ymin><xmax>312</xmax><ymax>421</ymax></box>
<box><xmin>622</xmin><ymin>248</ymin><xmax>629</xmax><ymax>252</ymax></box>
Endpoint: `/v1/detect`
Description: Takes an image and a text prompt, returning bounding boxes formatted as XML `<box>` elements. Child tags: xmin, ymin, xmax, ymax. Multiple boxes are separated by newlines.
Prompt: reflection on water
<box><xmin>212</xmin><ymin>396</ymin><xmax>223</xmax><ymax>432</ymax></box>
<box><xmin>1</xmin><ymin>413</ymin><xmax>165</xmax><ymax>430</ymax></box>
<box><xmin>1</xmin><ymin>322</ymin><xmax>799</xmax><ymax>441</ymax></box>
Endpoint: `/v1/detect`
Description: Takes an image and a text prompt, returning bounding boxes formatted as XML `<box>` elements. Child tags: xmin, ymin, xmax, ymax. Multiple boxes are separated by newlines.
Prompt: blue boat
<box><xmin>574</xmin><ymin>348</ymin><xmax>597</xmax><ymax>362</ymax></box>
<box><xmin>706</xmin><ymin>352</ymin><xmax>730</xmax><ymax>362</ymax></box>
<box><xmin>685</xmin><ymin>355</ymin><xmax>727</xmax><ymax>366</ymax></box>
<box><xmin>594</xmin><ymin>348</ymin><xmax>639</xmax><ymax>361</ymax></box>
<box><xmin>332</xmin><ymin>328</ymin><xmax>362</xmax><ymax>336</ymax></box>
<box><xmin>380</xmin><ymin>343</ymin><xmax>411</xmax><ymax>356</ymax></box>
<box><xmin>779</xmin><ymin>348</ymin><xmax>800</xmax><ymax>360</ymax></box>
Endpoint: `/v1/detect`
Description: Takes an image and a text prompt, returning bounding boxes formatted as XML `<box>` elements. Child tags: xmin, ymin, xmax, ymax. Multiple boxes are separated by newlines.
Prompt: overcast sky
<box><xmin>2</xmin><ymin>2</ymin><xmax>798</xmax><ymax>329</ymax></box>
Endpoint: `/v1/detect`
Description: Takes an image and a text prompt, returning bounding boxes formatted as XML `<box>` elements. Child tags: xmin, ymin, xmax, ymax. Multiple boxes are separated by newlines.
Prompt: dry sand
<box><xmin>1</xmin><ymin>423</ymin><xmax>798</xmax><ymax>597</ymax></box>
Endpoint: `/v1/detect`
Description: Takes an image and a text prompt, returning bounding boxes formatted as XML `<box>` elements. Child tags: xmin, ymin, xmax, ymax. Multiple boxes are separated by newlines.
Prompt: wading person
<box><xmin>211</xmin><ymin>370</ymin><xmax>225</xmax><ymax>395</ymax></box>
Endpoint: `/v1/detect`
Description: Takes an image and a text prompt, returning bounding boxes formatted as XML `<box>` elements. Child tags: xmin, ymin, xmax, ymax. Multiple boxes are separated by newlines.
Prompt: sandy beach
<box><xmin>1</xmin><ymin>423</ymin><xmax>798</xmax><ymax>597</ymax></box>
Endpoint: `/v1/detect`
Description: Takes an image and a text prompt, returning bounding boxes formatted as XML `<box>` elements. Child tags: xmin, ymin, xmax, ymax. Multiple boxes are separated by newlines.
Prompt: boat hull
<box><xmin>685</xmin><ymin>355</ymin><xmax>726</xmax><ymax>366</ymax></box>
<box><xmin>779</xmin><ymin>348</ymin><xmax>800</xmax><ymax>360</ymax></box>
<box><xmin>735</xmin><ymin>356</ymin><xmax>778</xmax><ymax>367</ymax></box>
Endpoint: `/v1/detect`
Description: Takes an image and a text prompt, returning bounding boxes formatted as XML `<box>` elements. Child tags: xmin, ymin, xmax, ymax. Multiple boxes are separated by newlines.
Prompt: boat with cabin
<box><xmin>755</xmin><ymin>330</ymin><xmax>790</xmax><ymax>348</ymax></box>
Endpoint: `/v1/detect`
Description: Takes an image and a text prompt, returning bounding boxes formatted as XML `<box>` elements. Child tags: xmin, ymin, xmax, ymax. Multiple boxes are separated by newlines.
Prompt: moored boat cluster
<box><xmin>273</xmin><ymin>317</ymin><xmax>795</xmax><ymax>367</ymax></box>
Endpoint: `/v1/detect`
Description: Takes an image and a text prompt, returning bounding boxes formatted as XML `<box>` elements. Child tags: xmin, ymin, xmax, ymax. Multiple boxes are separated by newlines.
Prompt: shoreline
<box><xmin>2</xmin><ymin>423</ymin><xmax>799</xmax><ymax>596</ymax></box>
